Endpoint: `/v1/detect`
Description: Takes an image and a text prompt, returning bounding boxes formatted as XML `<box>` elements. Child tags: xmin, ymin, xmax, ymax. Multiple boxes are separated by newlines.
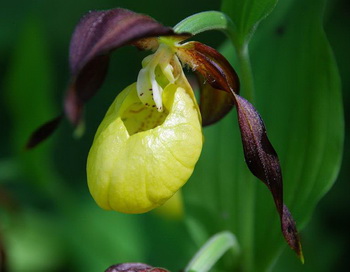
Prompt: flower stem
<box><xmin>236</xmin><ymin>42</ymin><xmax>255</xmax><ymax>102</ymax></box>
<box><xmin>239</xmin><ymin>175</ymin><xmax>256</xmax><ymax>272</ymax></box>
<box><xmin>229</xmin><ymin>34</ymin><xmax>257</xmax><ymax>272</ymax></box>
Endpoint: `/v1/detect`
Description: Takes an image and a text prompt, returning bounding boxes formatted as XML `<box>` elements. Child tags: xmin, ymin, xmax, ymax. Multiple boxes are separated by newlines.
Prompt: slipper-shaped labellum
<box><xmin>87</xmin><ymin>51</ymin><xmax>203</xmax><ymax>212</ymax></box>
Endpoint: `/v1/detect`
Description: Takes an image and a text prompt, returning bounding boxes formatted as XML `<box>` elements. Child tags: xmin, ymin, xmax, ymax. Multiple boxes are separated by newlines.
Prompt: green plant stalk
<box><xmin>230</xmin><ymin>38</ymin><xmax>257</xmax><ymax>272</ymax></box>
<box><xmin>185</xmin><ymin>231</ymin><xmax>240</xmax><ymax>272</ymax></box>
<box><xmin>235</xmin><ymin>42</ymin><xmax>255</xmax><ymax>102</ymax></box>
<box><xmin>237</xmin><ymin>174</ymin><xmax>256</xmax><ymax>272</ymax></box>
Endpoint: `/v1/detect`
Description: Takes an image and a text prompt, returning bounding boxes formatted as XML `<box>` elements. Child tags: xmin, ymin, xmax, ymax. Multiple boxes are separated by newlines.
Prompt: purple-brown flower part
<box><xmin>282</xmin><ymin>204</ymin><xmax>304</xmax><ymax>262</ymax></box>
<box><xmin>179</xmin><ymin>41</ymin><xmax>302</xmax><ymax>258</ymax></box>
<box><xmin>196</xmin><ymin>74</ymin><xmax>235</xmax><ymax>126</ymax></box>
<box><xmin>178</xmin><ymin>41</ymin><xmax>239</xmax><ymax>94</ymax></box>
<box><xmin>233</xmin><ymin>94</ymin><xmax>283</xmax><ymax>213</ymax></box>
<box><xmin>27</xmin><ymin>8</ymin><xmax>179</xmax><ymax>148</ymax></box>
<box><xmin>25</xmin><ymin>115</ymin><xmax>63</xmax><ymax>149</ymax></box>
<box><xmin>233</xmin><ymin>93</ymin><xmax>303</xmax><ymax>259</ymax></box>
<box><xmin>177</xmin><ymin>41</ymin><xmax>239</xmax><ymax>125</ymax></box>
<box><xmin>105</xmin><ymin>263</ymin><xmax>169</xmax><ymax>272</ymax></box>
<box><xmin>66</xmin><ymin>8</ymin><xmax>176</xmax><ymax>125</ymax></box>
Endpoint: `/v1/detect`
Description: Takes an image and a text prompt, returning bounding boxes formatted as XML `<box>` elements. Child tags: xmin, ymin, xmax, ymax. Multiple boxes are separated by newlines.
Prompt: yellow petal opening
<box><xmin>87</xmin><ymin>82</ymin><xmax>203</xmax><ymax>213</ymax></box>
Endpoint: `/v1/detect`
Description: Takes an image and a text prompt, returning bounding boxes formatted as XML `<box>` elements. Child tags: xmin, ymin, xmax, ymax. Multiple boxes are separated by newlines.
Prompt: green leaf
<box><xmin>3</xmin><ymin>15</ymin><xmax>58</xmax><ymax>188</ymax></box>
<box><xmin>184</xmin><ymin>0</ymin><xmax>343</xmax><ymax>270</ymax></box>
<box><xmin>185</xmin><ymin>231</ymin><xmax>240</xmax><ymax>272</ymax></box>
<box><xmin>4</xmin><ymin>211</ymin><xmax>65</xmax><ymax>272</ymax></box>
<box><xmin>64</xmin><ymin>204</ymin><xmax>147</xmax><ymax>272</ymax></box>
<box><xmin>250</xmin><ymin>0</ymin><xmax>343</xmax><ymax>268</ymax></box>
<box><xmin>174</xmin><ymin>11</ymin><xmax>236</xmax><ymax>37</ymax></box>
<box><xmin>221</xmin><ymin>0</ymin><xmax>278</xmax><ymax>44</ymax></box>
<box><xmin>4</xmin><ymin>16</ymin><xmax>56</xmax><ymax>148</ymax></box>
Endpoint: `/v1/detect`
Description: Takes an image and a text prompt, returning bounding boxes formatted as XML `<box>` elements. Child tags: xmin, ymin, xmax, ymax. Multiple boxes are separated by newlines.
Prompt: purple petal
<box><xmin>176</xmin><ymin>41</ymin><xmax>239</xmax><ymax>124</ymax></box>
<box><xmin>64</xmin><ymin>54</ymin><xmax>110</xmax><ymax>125</ymax></box>
<box><xmin>233</xmin><ymin>94</ymin><xmax>283</xmax><ymax>212</ymax></box>
<box><xmin>233</xmin><ymin>93</ymin><xmax>303</xmax><ymax>259</ymax></box>
<box><xmin>282</xmin><ymin>205</ymin><xmax>304</xmax><ymax>262</ymax></box>
<box><xmin>69</xmin><ymin>8</ymin><xmax>173</xmax><ymax>74</ymax></box>
<box><xmin>26</xmin><ymin>115</ymin><xmax>63</xmax><ymax>149</ymax></box>
<box><xmin>66</xmin><ymin>8</ymin><xmax>175</xmax><ymax>125</ymax></box>
<box><xmin>196</xmin><ymin>73</ymin><xmax>235</xmax><ymax>126</ymax></box>
<box><xmin>177</xmin><ymin>41</ymin><xmax>240</xmax><ymax>95</ymax></box>
<box><xmin>178</xmin><ymin>41</ymin><xmax>302</xmax><ymax>257</ymax></box>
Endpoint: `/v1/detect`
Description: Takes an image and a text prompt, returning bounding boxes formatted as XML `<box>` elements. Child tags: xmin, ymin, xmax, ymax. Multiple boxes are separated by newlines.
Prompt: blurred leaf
<box><xmin>3</xmin><ymin>14</ymin><xmax>58</xmax><ymax>188</ymax></box>
<box><xmin>4</xmin><ymin>211</ymin><xmax>65</xmax><ymax>272</ymax></box>
<box><xmin>64</xmin><ymin>203</ymin><xmax>147</xmax><ymax>272</ymax></box>
<box><xmin>184</xmin><ymin>0</ymin><xmax>343</xmax><ymax>270</ymax></box>
<box><xmin>4</xmin><ymin>15</ymin><xmax>56</xmax><ymax>149</ymax></box>
<box><xmin>250</xmin><ymin>0</ymin><xmax>343</xmax><ymax>268</ymax></box>
<box><xmin>154</xmin><ymin>190</ymin><xmax>184</xmax><ymax>220</ymax></box>
<box><xmin>174</xmin><ymin>11</ymin><xmax>235</xmax><ymax>36</ymax></box>
<box><xmin>221</xmin><ymin>0</ymin><xmax>278</xmax><ymax>44</ymax></box>
<box><xmin>185</xmin><ymin>231</ymin><xmax>239</xmax><ymax>272</ymax></box>
<box><xmin>0</xmin><ymin>159</ymin><xmax>21</xmax><ymax>181</ymax></box>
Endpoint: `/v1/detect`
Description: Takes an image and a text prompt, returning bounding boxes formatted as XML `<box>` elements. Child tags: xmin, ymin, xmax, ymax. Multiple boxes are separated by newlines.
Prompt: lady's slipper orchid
<box><xmin>27</xmin><ymin>8</ymin><xmax>302</xmax><ymax>258</ymax></box>
<box><xmin>87</xmin><ymin>48</ymin><xmax>203</xmax><ymax>213</ymax></box>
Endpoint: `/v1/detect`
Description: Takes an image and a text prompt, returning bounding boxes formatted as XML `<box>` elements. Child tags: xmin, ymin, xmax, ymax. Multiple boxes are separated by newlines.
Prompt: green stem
<box><xmin>208</xmin><ymin>16</ymin><xmax>258</xmax><ymax>270</ymax></box>
<box><xmin>229</xmin><ymin>36</ymin><xmax>257</xmax><ymax>272</ymax></box>
<box><xmin>239</xmin><ymin>175</ymin><xmax>256</xmax><ymax>272</ymax></box>
<box><xmin>235</xmin><ymin>42</ymin><xmax>255</xmax><ymax>102</ymax></box>
<box><xmin>185</xmin><ymin>231</ymin><xmax>240</xmax><ymax>272</ymax></box>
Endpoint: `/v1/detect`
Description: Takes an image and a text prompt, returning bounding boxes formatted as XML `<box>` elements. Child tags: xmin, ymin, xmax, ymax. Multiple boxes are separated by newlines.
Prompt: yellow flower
<box><xmin>87</xmin><ymin>43</ymin><xmax>202</xmax><ymax>213</ymax></box>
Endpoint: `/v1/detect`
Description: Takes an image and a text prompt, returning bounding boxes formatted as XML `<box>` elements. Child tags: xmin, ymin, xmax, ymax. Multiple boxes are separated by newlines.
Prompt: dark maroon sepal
<box><xmin>178</xmin><ymin>40</ymin><xmax>302</xmax><ymax>257</ymax></box>
<box><xmin>282</xmin><ymin>205</ymin><xmax>304</xmax><ymax>261</ymax></box>
<box><xmin>177</xmin><ymin>41</ymin><xmax>240</xmax><ymax>94</ymax></box>
<box><xmin>232</xmin><ymin>93</ymin><xmax>303</xmax><ymax>259</ymax></box>
<box><xmin>177</xmin><ymin>41</ymin><xmax>239</xmax><ymax>125</ymax></box>
<box><xmin>66</xmin><ymin>8</ymin><xmax>175</xmax><ymax>125</ymax></box>
<box><xmin>26</xmin><ymin>115</ymin><xmax>63</xmax><ymax>149</ymax></box>
<box><xmin>69</xmin><ymin>8</ymin><xmax>174</xmax><ymax>75</ymax></box>
<box><xmin>233</xmin><ymin>94</ymin><xmax>283</xmax><ymax>212</ymax></box>
<box><xmin>65</xmin><ymin>54</ymin><xmax>110</xmax><ymax>125</ymax></box>
<box><xmin>26</xmin><ymin>8</ymin><xmax>180</xmax><ymax>147</ymax></box>
<box><xmin>196</xmin><ymin>74</ymin><xmax>234</xmax><ymax>126</ymax></box>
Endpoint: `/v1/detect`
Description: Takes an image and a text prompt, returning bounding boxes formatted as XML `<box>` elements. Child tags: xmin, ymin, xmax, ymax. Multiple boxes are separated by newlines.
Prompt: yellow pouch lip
<box><xmin>93</xmin><ymin>83</ymin><xmax>138</xmax><ymax>139</ymax></box>
<box><xmin>87</xmin><ymin>83</ymin><xmax>203</xmax><ymax>214</ymax></box>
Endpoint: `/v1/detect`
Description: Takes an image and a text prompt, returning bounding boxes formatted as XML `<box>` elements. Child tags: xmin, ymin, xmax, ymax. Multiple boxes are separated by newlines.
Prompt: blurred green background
<box><xmin>0</xmin><ymin>0</ymin><xmax>348</xmax><ymax>271</ymax></box>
